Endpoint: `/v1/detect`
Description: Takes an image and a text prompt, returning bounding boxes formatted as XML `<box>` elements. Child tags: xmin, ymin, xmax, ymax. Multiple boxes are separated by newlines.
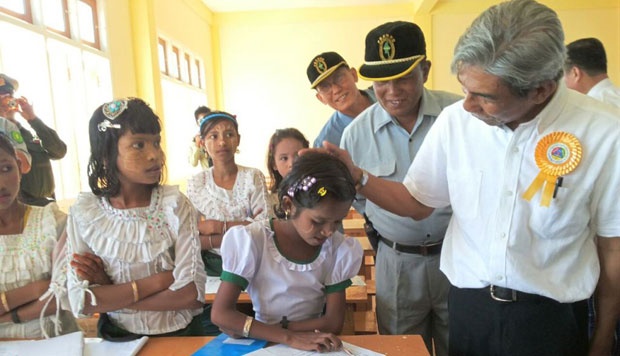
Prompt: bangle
<box><xmin>131</xmin><ymin>281</ymin><xmax>139</xmax><ymax>303</ymax></box>
<box><xmin>10</xmin><ymin>309</ymin><xmax>21</xmax><ymax>324</ymax></box>
<box><xmin>208</xmin><ymin>235</ymin><xmax>214</xmax><ymax>249</ymax></box>
<box><xmin>355</xmin><ymin>169</ymin><xmax>369</xmax><ymax>191</ymax></box>
<box><xmin>222</xmin><ymin>220</ymin><xmax>227</xmax><ymax>235</ymax></box>
<box><xmin>242</xmin><ymin>316</ymin><xmax>253</xmax><ymax>338</ymax></box>
<box><xmin>1</xmin><ymin>292</ymin><xmax>9</xmax><ymax>312</ymax></box>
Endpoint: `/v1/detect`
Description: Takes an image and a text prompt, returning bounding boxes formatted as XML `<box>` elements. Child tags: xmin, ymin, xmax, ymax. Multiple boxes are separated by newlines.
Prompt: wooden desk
<box><xmin>343</xmin><ymin>218</ymin><xmax>366</xmax><ymax>237</ymax></box>
<box><xmin>205</xmin><ymin>284</ymin><xmax>369</xmax><ymax>308</ymax></box>
<box><xmin>138</xmin><ymin>334</ymin><xmax>429</xmax><ymax>355</ymax></box>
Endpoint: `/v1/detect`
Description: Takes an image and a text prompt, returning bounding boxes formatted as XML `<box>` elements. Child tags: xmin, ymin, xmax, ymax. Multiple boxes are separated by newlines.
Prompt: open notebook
<box><xmin>0</xmin><ymin>331</ymin><xmax>148</xmax><ymax>356</ymax></box>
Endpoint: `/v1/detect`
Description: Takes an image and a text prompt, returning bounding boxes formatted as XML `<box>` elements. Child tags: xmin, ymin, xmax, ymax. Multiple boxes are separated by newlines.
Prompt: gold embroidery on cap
<box><xmin>313</xmin><ymin>57</ymin><xmax>328</xmax><ymax>74</ymax></box>
<box><xmin>378</xmin><ymin>34</ymin><xmax>396</xmax><ymax>61</ymax></box>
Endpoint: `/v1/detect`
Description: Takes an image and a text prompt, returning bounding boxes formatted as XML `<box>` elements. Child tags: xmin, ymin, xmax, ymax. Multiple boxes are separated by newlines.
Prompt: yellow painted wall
<box><xmin>103</xmin><ymin>0</ymin><xmax>619</xmax><ymax>183</ymax></box>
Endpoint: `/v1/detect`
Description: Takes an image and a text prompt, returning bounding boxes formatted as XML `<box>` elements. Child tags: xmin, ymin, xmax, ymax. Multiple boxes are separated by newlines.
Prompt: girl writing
<box><xmin>266</xmin><ymin>128</ymin><xmax>309</xmax><ymax>214</ymax></box>
<box><xmin>212</xmin><ymin>151</ymin><xmax>363</xmax><ymax>352</ymax></box>
<box><xmin>66</xmin><ymin>98</ymin><xmax>206</xmax><ymax>339</ymax></box>
<box><xmin>0</xmin><ymin>133</ymin><xmax>77</xmax><ymax>338</ymax></box>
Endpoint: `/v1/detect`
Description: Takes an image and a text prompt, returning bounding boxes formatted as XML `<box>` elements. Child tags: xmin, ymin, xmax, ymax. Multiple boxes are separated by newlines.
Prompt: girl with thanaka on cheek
<box><xmin>0</xmin><ymin>133</ymin><xmax>78</xmax><ymax>338</ymax></box>
<box><xmin>212</xmin><ymin>152</ymin><xmax>363</xmax><ymax>352</ymax></box>
<box><xmin>66</xmin><ymin>98</ymin><xmax>207</xmax><ymax>340</ymax></box>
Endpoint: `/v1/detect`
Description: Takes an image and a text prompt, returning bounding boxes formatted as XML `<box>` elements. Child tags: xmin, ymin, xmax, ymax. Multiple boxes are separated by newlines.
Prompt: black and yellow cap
<box><xmin>359</xmin><ymin>21</ymin><xmax>427</xmax><ymax>81</ymax></box>
<box><xmin>306</xmin><ymin>52</ymin><xmax>348</xmax><ymax>89</ymax></box>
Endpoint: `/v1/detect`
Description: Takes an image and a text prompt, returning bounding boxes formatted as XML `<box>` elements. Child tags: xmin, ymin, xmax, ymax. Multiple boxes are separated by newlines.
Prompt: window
<box><xmin>0</xmin><ymin>0</ymin><xmax>33</xmax><ymax>23</ymax></box>
<box><xmin>182</xmin><ymin>53</ymin><xmax>191</xmax><ymax>83</ymax></box>
<box><xmin>77</xmin><ymin>0</ymin><xmax>100</xmax><ymax>49</ymax></box>
<box><xmin>42</xmin><ymin>0</ymin><xmax>70</xmax><ymax>38</ymax></box>
<box><xmin>158</xmin><ymin>38</ymin><xmax>168</xmax><ymax>74</ymax></box>
<box><xmin>0</xmin><ymin>0</ymin><xmax>110</xmax><ymax>201</ymax></box>
<box><xmin>193</xmin><ymin>59</ymin><xmax>202</xmax><ymax>88</ymax></box>
<box><xmin>170</xmin><ymin>46</ymin><xmax>180</xmax><ymax>79</ymax></box>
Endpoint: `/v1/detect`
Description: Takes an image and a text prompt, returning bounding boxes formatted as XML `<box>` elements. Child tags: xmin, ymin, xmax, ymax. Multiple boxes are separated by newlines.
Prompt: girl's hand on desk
<box><xmin>288</xmin><ymin>330</ymin><xmax>342</xmax><ymax>353</ymax></box>
<box><xmin>71</xmin><ymin>253</ymin><xmax>112</xmax><ymax>285</ymax></box>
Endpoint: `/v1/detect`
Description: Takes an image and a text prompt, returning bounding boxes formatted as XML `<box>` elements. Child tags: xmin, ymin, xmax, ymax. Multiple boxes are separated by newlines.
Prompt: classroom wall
<box><xmin>212</xmin><ymin>0</ymin><xmax>620</xmax><ymax>177</ymax></box>
<box><xmin>101</xmin><ymin>0</ymin><xmax>619</xmax><ymax>186</ymax></box>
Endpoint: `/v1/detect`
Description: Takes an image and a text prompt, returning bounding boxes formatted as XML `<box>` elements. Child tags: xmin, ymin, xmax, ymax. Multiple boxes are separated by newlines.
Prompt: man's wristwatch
<box><xmin>355</xmin><ymin>169</ymin><xmax>369</xmax><ymax>191</ymax></box>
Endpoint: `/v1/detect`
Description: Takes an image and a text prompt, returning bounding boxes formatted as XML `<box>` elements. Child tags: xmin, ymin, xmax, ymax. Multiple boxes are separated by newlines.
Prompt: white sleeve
<box><xmin>220</xmin><ymin>224</ymin><xmax>261</xmax><ymax>288</ymax></box>
<box><xmin>326</xmin><ymin>236</ymin><xmax>363</xmax><ymax>287</ymax></box>
<box><xmin>249</xmin><ymin>169</ymin><xmax>270</xmax><ymax>221</ymax></box>
<box><xmin>168</xmin><ymin>193</ymin><xmax>206</xmax><ymax>302</ymax></box>
<box><xmin>65</xmin><ymin>210</ymin><xmax>95</xmax><ymax>318</ymax></box>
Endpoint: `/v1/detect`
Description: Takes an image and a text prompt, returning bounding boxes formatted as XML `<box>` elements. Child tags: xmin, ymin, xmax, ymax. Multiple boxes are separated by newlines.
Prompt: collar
<box><xmin>372</xmin><ymin>88</ymin><xmax>437</xmax><ymax>134</ymax></box>
<box><xmin>533</xmin><ymin>82</ymin><xmax>567</xmax><ymax>134</ymax></box>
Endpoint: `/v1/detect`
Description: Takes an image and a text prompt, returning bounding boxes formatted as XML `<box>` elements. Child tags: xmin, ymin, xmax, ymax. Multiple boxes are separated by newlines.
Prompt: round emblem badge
<box><xmin>313</xmin><ymin>57</ymin><xmax>328</xmax><ymax>74</ymax></box>
<box><xmin>378</xmin><ymin>34</ymin><xmax>396</xmax><ymax>61</ymax></box>
<box><xmin>534</xmin><ymin>131</ymin><xmax>581</xmax><ymax>177</ymax></box>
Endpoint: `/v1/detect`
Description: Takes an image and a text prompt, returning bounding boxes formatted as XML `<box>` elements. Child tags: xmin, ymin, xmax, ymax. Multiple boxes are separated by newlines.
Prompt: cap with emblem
<box><xmin>306</xmin><ymin>52</ymin><xmax>348</xmax><ymax>89</ymax></box>
<box><xmin>358</xmin><ymin>21</ymin><xmax>427</xmax><ymax>81</ymax></box>
<box><xmin>0</xmin><ymin>74</ymin><xmax>19</xmax><ymax>95</ymax></box>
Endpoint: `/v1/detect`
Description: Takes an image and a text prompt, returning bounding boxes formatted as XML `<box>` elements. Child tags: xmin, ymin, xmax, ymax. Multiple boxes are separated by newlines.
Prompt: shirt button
<box><xmin>497</xmin><ymin>276</ymin><xmax>503</xmax><ymax>281</ymax></box>
<box><xmin>501</xmin><ymin>233</ymin><xmax>506</xmax><ymax>238</ymax></box>
<box><xmin>513</xmin><ymin>147</ymin><xmax>519</xmax><ymax>153</ymax></box>
<box><xmin>506</xmin><ymin>190</ymin><xmax>513</xmax><ymax>196</ymax></box>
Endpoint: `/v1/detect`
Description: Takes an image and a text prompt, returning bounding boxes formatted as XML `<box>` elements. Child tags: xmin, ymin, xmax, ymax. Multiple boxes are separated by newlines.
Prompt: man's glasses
<box><xmin>316</xmin><ymin>69</ymin><xmax>349</xmax><ymax>94</ymax></box>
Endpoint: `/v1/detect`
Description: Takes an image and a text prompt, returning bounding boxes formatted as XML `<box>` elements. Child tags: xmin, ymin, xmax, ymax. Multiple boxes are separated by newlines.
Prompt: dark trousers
<box><xmin>448</xmin><ymin>286</ymin><xmax>588</xmax><ymax>356</ymax></box>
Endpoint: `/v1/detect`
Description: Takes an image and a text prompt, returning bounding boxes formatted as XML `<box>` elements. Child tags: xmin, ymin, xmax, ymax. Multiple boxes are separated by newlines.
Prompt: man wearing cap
<box><xmin>564</xmin><ymin>38</ymin><xmax>620</xmax><ymax>108</ymax></box>
<box><xmin>0</xmin><ymin>74</ymin><xmax>67</xmax><ymax>206</ymax></box>
<box><xmin>324</xmin><ymin>0</ymin><xmax>620</xmax><ymax>354</ymax></box>
<box><xmin>307</xmin><ymin>52</ymin><xmax>375</xmax><ymax>148</ymax></box>
<box><xmin>339</xmin><ymin>21</ymin><xmax>460</xmax><ymax>355</ymax></box>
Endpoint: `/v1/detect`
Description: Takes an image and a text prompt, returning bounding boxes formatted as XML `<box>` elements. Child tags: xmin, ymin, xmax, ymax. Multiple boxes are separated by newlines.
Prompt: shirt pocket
<box><xmin>366</xmin><ymin>160</ymin><xmax>396</xmax><ymax>179</ymax></box>
<box><xmin>527</xmin><ymin>185</ymin><xmax>590</xmax><ymax>240</ymax></box>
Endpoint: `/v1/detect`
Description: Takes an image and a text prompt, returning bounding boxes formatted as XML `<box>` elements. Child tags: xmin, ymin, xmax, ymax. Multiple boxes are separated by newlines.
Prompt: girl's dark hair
<box><xmin>199</xmin><ymin>109</ymin><xmax>238</xmax><ymax>138</ymax></box>
<box><xmin>275</xmin><ymin>151</ymin><xmax>356</xmax><ymax>218</ymax></box>
<box><xmin>0</xmin><ymin>133</ymin><xmax>17</xmax><ymax>160</ymax></box>
<box><xmin>87</xmin><ymin>98</ymin><xmax>164</xmax><ymax>197</ymax></box>
<box><xmin>266</xmin><ymin>128</ymin><xmax>309</xmax><ymax>194</ymax></box>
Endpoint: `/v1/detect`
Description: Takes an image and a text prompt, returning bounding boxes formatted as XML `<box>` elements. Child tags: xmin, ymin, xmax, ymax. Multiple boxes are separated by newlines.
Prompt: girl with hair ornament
<box><xmin>211</xmin><ymin>151</ymin><xmax>363</xmax><ymax>352</ymax></box>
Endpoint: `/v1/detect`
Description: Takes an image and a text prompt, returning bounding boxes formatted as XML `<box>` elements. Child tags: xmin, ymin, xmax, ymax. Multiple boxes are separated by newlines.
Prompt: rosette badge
<box><xmin>522</xmin><ymin>132</ymin><xmax>582</xmax><ymax>207</ymax></box>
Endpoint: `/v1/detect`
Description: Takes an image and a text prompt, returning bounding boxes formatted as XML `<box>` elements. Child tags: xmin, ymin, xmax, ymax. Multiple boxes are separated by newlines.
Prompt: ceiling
<box><xmin>201</xmin><ymin>0</ymin><xmax>414</xmax><ymax>13</ymax></box>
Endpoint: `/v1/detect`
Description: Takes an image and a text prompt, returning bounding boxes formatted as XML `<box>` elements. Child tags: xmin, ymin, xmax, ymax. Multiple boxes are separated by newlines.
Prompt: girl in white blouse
<box><xmin>0</xmin><ymin>133</ymin><xmax>77</xmax><ymax>338</ymax></box>
<box><xmin>66</xmin><ymin>98</ymin><xmax>206</xmax><ymax>340</ymax></box>
<box><xmin>212</xmin><ymin>152</ymin><xmax>363</xmax><ymax>352</ymax></box>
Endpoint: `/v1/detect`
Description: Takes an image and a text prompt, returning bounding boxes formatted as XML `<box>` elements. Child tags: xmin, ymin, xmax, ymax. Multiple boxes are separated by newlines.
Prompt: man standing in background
<box><xmin>564</xmin><ymin>37</ymin><xmax>620</xmax><ymax>108</ymax></box>
<box><xmin>307</xmin><ymin>51</ymin><xmax>375</xmax><ymax>148</ymax></box>
<box><xmin>0</xmin><ymin>74</ymin><xmax>67</xmax><ymax>206</ymax></box>
<box><xmin>340</xmin><ymin>21</ymin><xmax>461</xmax><ymax>355</ymax></box>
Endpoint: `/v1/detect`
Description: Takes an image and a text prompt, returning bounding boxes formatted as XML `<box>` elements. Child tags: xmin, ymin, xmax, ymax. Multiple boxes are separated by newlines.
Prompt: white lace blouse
<box><xmin>220</xmin><ymin>220</ymin><xmax>363</xmax><ymax>324</ymax></box>
<box><xmin>66</xmin><ymin>186</ymin><xmax>206</xmax><ymax>335</ymax></box>
<box><xmin>186</xmin><ymin>165</ymin><xmax>270</xmax><ymax>254</ymax></box>
<box><xmin>0</xmin><ymin>203</ymin><xmax>77</xmax><ymax>338</ymax></box>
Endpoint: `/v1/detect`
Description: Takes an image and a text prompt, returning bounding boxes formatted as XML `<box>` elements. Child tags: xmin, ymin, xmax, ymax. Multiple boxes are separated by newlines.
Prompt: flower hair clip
<box><xmin>287</xmin><ymin>176</ymin><xmax>317</xmax><ymax>197</ymax></box>
<box><xmin>98</xmin><ymin>99</ymin><xmax>127</xmax><ymax>132</ymax></box>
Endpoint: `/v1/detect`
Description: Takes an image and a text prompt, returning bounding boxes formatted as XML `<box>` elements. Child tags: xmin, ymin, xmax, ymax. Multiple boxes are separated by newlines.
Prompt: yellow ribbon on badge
<box><xmin>522</xmin><ymin>132</ymin><xmax>582</xmax><ymax>207</ymax></box>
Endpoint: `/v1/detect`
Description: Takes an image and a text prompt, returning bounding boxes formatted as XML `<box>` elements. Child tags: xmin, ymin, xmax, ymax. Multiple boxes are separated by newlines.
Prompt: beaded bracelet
<box><xmin>11</xmin><ymin>309</ymin><xmax>21</xmax><ymax>324</ymax></box>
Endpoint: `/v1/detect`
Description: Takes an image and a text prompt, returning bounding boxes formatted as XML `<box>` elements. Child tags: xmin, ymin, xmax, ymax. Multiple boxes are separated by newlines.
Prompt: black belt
<box><xmin>485</xmin><ymin>285</ymin><xmax>554</xmax><ymax>303</ymax></box>
<box><xmin>379</xmin><ymin>236</ymin><xmax>442</xmax><ymax>256</ymax></box>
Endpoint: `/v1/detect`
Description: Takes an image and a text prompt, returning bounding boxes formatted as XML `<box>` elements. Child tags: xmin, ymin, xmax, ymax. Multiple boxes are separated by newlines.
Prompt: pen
<box><xmin>342</xmin><ymin>347</ymin><xmax>355</xmax><ymax>356</ymax></box>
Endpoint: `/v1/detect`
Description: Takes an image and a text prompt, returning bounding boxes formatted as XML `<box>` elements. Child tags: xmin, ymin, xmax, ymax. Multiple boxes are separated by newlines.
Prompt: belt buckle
<box><xmin>489</xmin><ymin>285</ymin><xmax>516</xmax><ymax>302</ymax></box>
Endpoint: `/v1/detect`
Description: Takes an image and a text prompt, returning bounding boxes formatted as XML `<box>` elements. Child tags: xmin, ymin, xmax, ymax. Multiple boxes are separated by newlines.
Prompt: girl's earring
<box><xmin>235</xmin><ymin>148</ymin><xmax>240</xmax><ymax>154</ymax></box>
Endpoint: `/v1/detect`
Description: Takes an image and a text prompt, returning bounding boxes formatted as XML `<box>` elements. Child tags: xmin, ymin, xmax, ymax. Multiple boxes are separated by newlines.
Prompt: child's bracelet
<box><xmin>222</xmin><ymin>220</ymin><xmax>227</xmax><ymax>235</ymax></box>
<box><xmin>10</xmin><ymin>309</ymin><xmax>21</xmax><ymax>324</ymax></box>
<box><xmin>208</xmin><ymin>235</ymin><xmax>214</xmax><ymax>250</ymax></box>
<box><xmin>242</xmin><ymin>316</ymin><xmax>254</xmax><ymax>338</ymax></box>
<box><xmin>131</xmin><ymin>281</ymin><xmax>140</xmax><ymax>303</ymax></box>
<box><xmin>1</xmin><ymin>292</ymin><xmax>9</xmax><ymax>312</ymax></box>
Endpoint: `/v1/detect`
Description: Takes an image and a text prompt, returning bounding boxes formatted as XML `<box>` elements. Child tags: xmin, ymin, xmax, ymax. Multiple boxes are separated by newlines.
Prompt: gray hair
<box><xmin>451</xmin><ymin>0</ymin><xmax>565</xmax><ymax>97</ymax></box>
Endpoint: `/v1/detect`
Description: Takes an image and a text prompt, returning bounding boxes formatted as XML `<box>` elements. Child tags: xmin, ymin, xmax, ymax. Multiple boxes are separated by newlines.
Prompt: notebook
<box><xmin>192</xmin><ymin>332</ymin><xmax>268</xmax><ymax>356</ymax></box>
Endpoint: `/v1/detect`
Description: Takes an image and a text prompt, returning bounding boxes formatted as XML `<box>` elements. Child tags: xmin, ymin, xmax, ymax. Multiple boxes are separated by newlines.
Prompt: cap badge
<box><xmin>10</xmin><ymin>131</ymin><xmax>24</xmax><ymax>144</ymax></box>
<box><xmin>313</xmin><ymin>57</ymin><xmax>328</xmax><ymax>74</ymax></box>
<box><xmin>378</xmin><ymin>34</ymin><xmax>396</xmax><ymax>61</ymax></box>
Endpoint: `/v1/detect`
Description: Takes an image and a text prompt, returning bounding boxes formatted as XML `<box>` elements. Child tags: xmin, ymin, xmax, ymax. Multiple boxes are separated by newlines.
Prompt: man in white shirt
<box><xmin>564</xmin><ymin>37</ymin><xmax>620</xmax><ymax>108</ymax></box>
<box><xmin>321</xmin><ymin>0</ymin><xmax>620</xmax><ymax>354</ymax></box>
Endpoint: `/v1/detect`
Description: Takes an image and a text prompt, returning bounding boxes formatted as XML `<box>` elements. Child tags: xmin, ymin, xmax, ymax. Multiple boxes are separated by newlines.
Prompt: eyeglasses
<box><xmin>316</xmin><ymin>69</ymin><xmax>349</xmax><ymax>94</ymax></box>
